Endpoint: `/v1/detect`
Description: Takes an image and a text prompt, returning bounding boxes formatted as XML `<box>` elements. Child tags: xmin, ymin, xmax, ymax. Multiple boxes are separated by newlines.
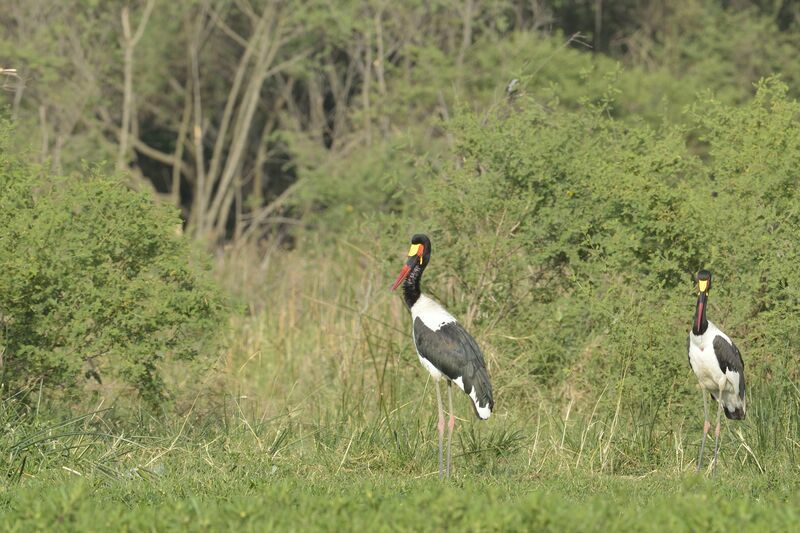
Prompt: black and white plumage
<box><xmin>687</xmin><ymin>269</ymin><xmax>746</xmax><ymax>473</ymax></box>
<box><xmin>413</xmin><ymin>315</ymin><xmax>494</xmax><ymax>420</ymax></box>
<box><xmin>392</xmin><ymin>234</ymin><xmax>494</xmax><ymax>478</ymax></box>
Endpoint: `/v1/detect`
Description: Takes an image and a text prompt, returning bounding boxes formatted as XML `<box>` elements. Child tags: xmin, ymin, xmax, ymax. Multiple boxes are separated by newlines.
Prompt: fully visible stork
<box><xmin>687</xmin><ymin>270</ymin><xmax>746</xmax><ymax>473</ymax></box>
<box><xmin>391</xmin><ymin>234</ymin><xmax>494</xmax><ymax>479</ymax></box>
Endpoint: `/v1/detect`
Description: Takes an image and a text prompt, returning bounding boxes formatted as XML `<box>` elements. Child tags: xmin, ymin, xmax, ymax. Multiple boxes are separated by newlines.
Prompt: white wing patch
<box><xmin>453</xmin><ymin>376</ymin><xmax>492</xmax><ymax>420</ymax></box>
<box><xmin>410</xmin><ymin>294</ymin><xmax>457</xmax><ymax>331</ymax></box>
<box><xmin>417</xmin><ymin>353</ymin><xmax>444</xmax><ymax>380</ymax></box>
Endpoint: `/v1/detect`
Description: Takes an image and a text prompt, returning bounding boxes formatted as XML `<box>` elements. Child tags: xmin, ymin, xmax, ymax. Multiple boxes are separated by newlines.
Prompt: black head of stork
<box><xmin>687</xmin><ymin>269</ymin><xmax>746</xmax><ymax>474</ymax></box>
<box><xmin>391</xmin><ymin>234</ymin><xmax>494</xmax><ymax>480</ymax></box>
<box><xmin>391</xmin><ymin>233</ymin><xmax>431</xmax><ymax>307</ymax></box>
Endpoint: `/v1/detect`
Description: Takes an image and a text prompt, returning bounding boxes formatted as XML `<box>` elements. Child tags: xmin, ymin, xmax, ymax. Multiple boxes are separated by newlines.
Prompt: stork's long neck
<box><xmin>693</xmin><ymin>292</ymin><xmax>708</xmax><ymax>335</ymax></box>
<box><xmin>402</xmin><ymin>261</ymin><xmax>426</xmax><ymax>309</ymax></box>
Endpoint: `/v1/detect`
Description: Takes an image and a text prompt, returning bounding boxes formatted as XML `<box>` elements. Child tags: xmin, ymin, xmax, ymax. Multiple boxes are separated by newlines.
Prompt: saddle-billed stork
<box><xmin>391</xmin><ymin>234</ymin><xmax>494</xmax><ymax>479</ymax></box>
<box><xmin>687</xmin><ymin>270</ymin><xmax>746</xmax><ymax>473</ymax></box>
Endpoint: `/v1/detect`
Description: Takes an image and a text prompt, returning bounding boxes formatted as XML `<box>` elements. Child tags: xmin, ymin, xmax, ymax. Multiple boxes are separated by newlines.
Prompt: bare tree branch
<box><xmin>239</xmin><ymin>180</ymin><xmax>302</xmax><ymax>245</ymax></box>
<box><xmin>93</xmin><ymin>106</ymin><xmax>194</xmax><ymax>179</ymax></box>
<box><xmin>118</xmin><ymin>0</ymin><xmax>156</xmax><ymax>173</ymax></box>
<box><xmin>188</xmin><ymin>5</ymin><xmax>209</xmax><ymax>232</ymax></box>
<box><xmin>209</xmin><ymin>7</ymin><xmax>249</xmax><ymax>48</ymax></box>
<box><xmin>374</xmin><ymin>9</ymin><xmax>389</xmax><ymax>135</ymax></box>
<box><xmin>456</xmin><ymin>0</ymin><xmax>474</xmax><ymax>72</ymax></box>
<box><xmin>205</xmin><ymin>2</ymin><xmax>289</xmax><ymax>238</ymax></box>
<box><xmin>232</xmin><ymin>0</ymin><xmax>258</xmax><ymax>23</ymax></box>
<box><xmin>204</xmin><ymin>2</ymin><xmax>275</xmax><ymax>209</ymax></box>
<box><xmin>172</xmin><ymin>78</ymin><xmax>193</xmax><ymax>207</ymax></box>
<box><xmin>361</xmin><ymin>28</ymin><xmax>373</xmax><ymax>145</ymax></box>
<box><xmin>38</xmin><ymin>105</ymin><xmax>48</xmax><ymax>164</ymax></box>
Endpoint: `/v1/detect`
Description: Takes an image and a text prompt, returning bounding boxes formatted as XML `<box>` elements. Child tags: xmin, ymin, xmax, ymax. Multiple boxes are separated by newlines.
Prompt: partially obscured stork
<box><xmin>687</xmin><ymin>270</ymin><xmax>746</xmax><ymax>473</ymax></box>
<box><xmin>391</xmin><ymin>234</ymin><xmax>494</xmax><ymax>479</ymax></box>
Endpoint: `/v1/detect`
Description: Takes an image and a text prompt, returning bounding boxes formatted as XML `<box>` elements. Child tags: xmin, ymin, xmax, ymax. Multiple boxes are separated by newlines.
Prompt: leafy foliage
<box><xmin>3</xmin><ymin>1</ymin><xmax>800</xmax><ymax>528</ymax></box>
<box><xmin>0</xmin><ymin>127</ymin><xmax>227</xmax><ymax>402</ymax></box>
<box><xmin>384</xmin><ymin>78</ymin><xmax>800</xmax><ymax>418</ymax></box>
<box><xmin>3</xmin><ymin>1</ymin><xmax>799</xmax><ymax>241</ymax></box>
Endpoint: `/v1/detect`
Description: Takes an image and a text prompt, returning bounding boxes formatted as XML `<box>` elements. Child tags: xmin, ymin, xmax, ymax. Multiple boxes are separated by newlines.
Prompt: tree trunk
<box><xmin>118</xmin><ymin>1</ymin><xmax>155</xmax><ymax>173</ymax></box>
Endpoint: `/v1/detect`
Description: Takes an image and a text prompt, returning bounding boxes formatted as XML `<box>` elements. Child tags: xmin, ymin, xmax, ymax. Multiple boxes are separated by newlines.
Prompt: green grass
<box><xmin>2</xmin><ymin>383</ymin><xmax>799</xmax><ymax>531</ymax></box>
<box><xmin>4</xmin><ymin>469</ymin><xmax>800</xmax><ymax>531</ymax></box>
<box><xmin>3</xmin><ymin>249</ymin><xmax>799</xmax><ymax>531</ymax></box>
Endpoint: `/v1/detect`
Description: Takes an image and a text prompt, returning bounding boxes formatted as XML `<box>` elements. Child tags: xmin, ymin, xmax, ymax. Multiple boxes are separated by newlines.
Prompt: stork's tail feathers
<box><xmin>473</xmin><ymin>367</ymin><xmax>494</xmax><ymax>420</ymax></box>
<box><xmin>452</xmin><ymin>363</ymin><xmax>493</xmax><ymax>420</ymax></box>
<box><xmin>471</xmin><ymin>393</ymin><xmax>493</xmax><ymax>420</ymax></box>
<box><xmin>725</xmin><ymin>407</ymin><xmax>745</xmax><ymax>420</ymax></box>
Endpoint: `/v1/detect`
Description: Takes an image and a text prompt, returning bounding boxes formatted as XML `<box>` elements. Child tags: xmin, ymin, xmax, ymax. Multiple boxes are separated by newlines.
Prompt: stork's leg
<box><xmin>446</xmin><ymin>382</ymin><xmax>455</xmax><ymax>479</ymax></box>
<box><xmin>435</xmin><ymin>379</ymin><xmax>445</xmax><ymax>479</ymax></box>
<box><xmin>697</xmin><ymin>390</ymin><xmax>711</xmax><ymax>472</ymax></box>
<box><xmin>711</xmin><ymin>380</ymin><xmax>726</xmax><ymax>475</ymax></box>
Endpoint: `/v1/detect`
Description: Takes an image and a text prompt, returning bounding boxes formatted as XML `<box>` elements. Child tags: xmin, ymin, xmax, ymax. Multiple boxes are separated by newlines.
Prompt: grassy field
<box><xmin>2</xmin><ymin>248</ymin><xmax>799</xmax><ymax>531</ymax></box>
<box><xmin>3</xmin><ymin>459</ymin><xmax>800</xmax><ymax>530</ymax></box>
<box><xmin>3</xmin><ymin>1</ymin><xmax>800</xmax><ymax>530</ymax></box>
<box><xmin>2</xmin><ymin>393</ymin><xmax>799</xmax><ymax>531</ymax></box>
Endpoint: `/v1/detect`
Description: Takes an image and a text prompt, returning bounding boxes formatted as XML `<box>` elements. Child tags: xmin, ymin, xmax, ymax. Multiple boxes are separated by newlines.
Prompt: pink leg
<box><xmin>435</xmin><ymin>380</ymin><xmax>445</xmax><ymax>479</ymax></box>
<box><xmin>446</xmin><ymin>383</ymin><xmax>455</xmax><ymax>478</ymax></box>
<box><xmin>712</xmin><ymin>384</ymin><xmax>725</xmax><ymax>475</ymax></box>
<box><xmin>697</xmin><ymin>391</ymin><xmax>711</xmax><ymax>472</ymax></box>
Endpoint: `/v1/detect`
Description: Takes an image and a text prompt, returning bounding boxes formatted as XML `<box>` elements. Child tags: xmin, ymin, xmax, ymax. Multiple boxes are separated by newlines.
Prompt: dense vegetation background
<box><xmin>2</xmin><ymin>0</ymin><xmax>800</xmax><ymax>529</ymax></box>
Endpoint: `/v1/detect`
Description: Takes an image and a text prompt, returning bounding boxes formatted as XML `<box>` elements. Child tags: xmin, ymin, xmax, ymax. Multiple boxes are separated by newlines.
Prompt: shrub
<box><xmin>0</xmin><ymin>126</ymin><xmax>227</xmax><ymax>403</ymax></box>
<box><xmin>392</xmin><ymin>78</ymin><xmax>800</xmax><ymax>417</ymax></box>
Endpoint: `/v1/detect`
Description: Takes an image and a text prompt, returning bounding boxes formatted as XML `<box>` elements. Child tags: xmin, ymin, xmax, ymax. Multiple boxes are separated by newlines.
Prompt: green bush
<box><xmin>0</xmin><ymin>127</ymin><xmax>227</xmax><ymax>403</ymax></box>
<box><xmin>381</xmin><ymin>78</ymin><xmax>800</xmax><ymax>421</ymax></box>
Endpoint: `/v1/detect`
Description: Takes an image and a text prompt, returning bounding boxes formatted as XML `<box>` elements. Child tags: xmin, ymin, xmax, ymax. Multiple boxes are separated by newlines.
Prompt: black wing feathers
<box><xmin>713</xmin><ymin>335</ymin><xmax>746</xmax><ymax>400</ymax></box>
<box><xmin>413</xmin><ymin>318</ymin><xmax>494</xmax><ymax>414</ymax></box>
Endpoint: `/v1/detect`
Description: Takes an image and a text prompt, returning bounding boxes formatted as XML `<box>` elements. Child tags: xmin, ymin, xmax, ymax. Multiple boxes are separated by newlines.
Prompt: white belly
<box><xmin>417</xmin><ymin>351</ymin><xmax>444</xmax><ymax>380</ymax></box>
<box><xmin>688</xmin><ymin>323</ymin><xmax>743</xmax><ymax>407</ymax></box>
<box><xmin>688</xmin><ymin>342</ymin><xmax>728</xmax><ymax>392</ymax></box>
